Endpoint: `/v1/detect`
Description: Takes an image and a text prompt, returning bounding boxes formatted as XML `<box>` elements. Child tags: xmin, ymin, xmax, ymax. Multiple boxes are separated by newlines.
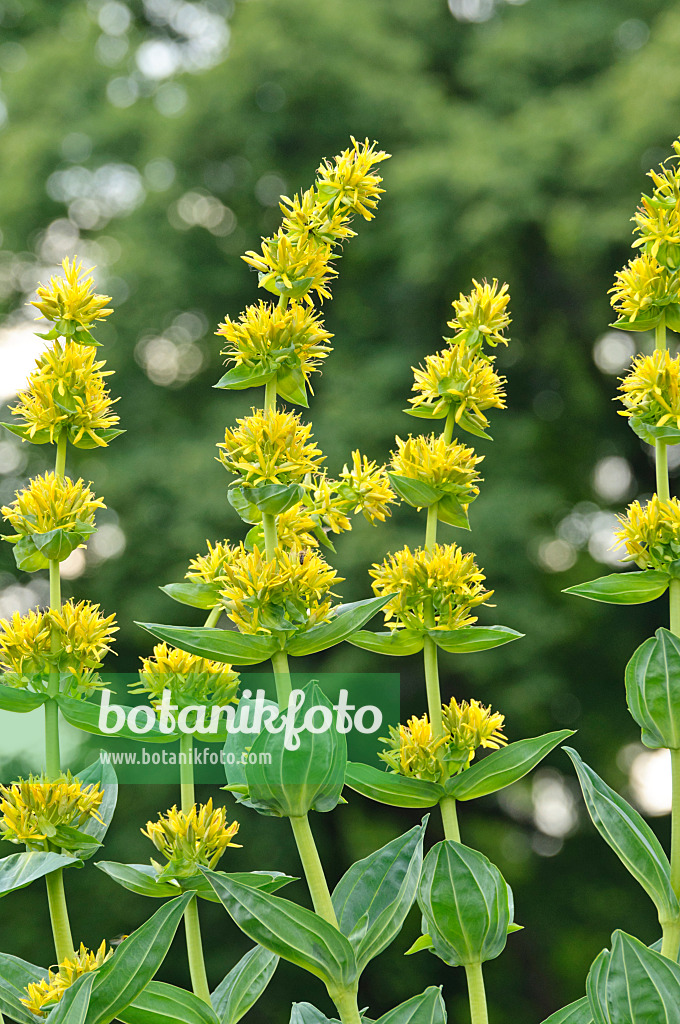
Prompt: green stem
<box><xmin>329</xmin><ymin>985</ymin><xmax>362</xmax><ymax>1024</ymax></box>
<box><xmin>656</xmin><ymin>318</ymin><xmax>668</xmax><ymax>353</ymax></box>
<box><xmin>265</xmin><ymin>376</ymin><xmax>277</xmax><ymax>413</ymax></box>
<box><xmin>423</xmin><ymin>635</ymin><xmax>444</xmax><ymax>738</ymax></box>
<box><xmin>184</xmin><ymin>894</ymin><xmax>212</xmax><ymax>1004</ymax></box>
<box><xmin>263</xmin><ymin>513</ymin><xmax>278</xmax><ymax>560</ymax></box>
<box><xmin>655</xmin><ymin>318</ymin><xmax>669</xmax><ymax>503</ymax></box>
<box><xmin>45</xmin><ymin>867</ymin><xmax>74</xmax><ymax>962</ymax></box>
<box><xmin>45</xmin><ymin>557</ymin><xmax>62</xmax><ymax>773</ymax></box>
<box><xmin>464</xmin><ymin>963</ymin><xmax>489</xmax><ymax>1024</ymax></box>
<box><xmin>55</xmin><ymin>432</ymin><xmax>67</xmax><ymax>479</ymax></box>
<box><xmin>661</xmin><ymin>917</ymin><xmax>680</xmax><ymax>962</ymax></box>
<box><xmin>180</xmin><ymin>732</ymin><xmax>195</xmax><ymax>813</ymax></box>
<box><xmin>443</xmin><ymin>407</ymin><xmax>455</xmax><ymax>445</ymax></box>
<box><xmin>439</xmin><ymin>795</ymin><xmax>461</xmax><ymax>842</ymax></box>
<box><xmin>425</xmin><ymin>504</ymin><xmax>438</xmax><ymax>551</ymax></box>
<box><xmin>204</xmin><ymin>606</ymin><xmax>221</xmax><ymax>628</ymax></box>
<box><xmin>272</xmin><ymin>649</ymin><xmax>292</xmax><ymax>709</ymax></box>
<box><xmin>289</xmin><ymin>814</ymin><xmax>339</xmax><ymax>926</ymax></box>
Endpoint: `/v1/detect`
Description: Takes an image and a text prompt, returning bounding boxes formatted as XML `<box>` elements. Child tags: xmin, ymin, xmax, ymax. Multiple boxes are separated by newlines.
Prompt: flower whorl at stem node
<box><xmin>185</xmin><ymin>540</ymin><xmax>244</xmax><ymax>585</ymax></box>
<box><xmin>131</xmin><ymin>642</ymin><xmax>239</xmax><ymax>710</ymax></box>
<box><xmin>390</xmin><ymin>434</ymin><xmax>482</xmax><ymax>507</ymax></box>
<box><xmin>1</xmin><ymin>471</ymin><xmax>104</xmax><ymax>538</ymax></box>
<box><xmin>218</xmin><ymin>408</ymin><xmax>324</xmax><ymax>486</ymax></box>
<box><xmin>618</xmin><ymin>349</ymin><xmax>680</xmax><ymax>430</ymax></box>
<box><xmin>0</xmin><ymin>772</ymin><xmax>104</xmax><ymax>848</ymax></box>
<box><xmin>609</xmin><ymin>253</ymin><xmax>680</xmax><ymax>326</ymax></box>
<box><xmin>447</xmin><ymin>279</ymin><xmax>511</xmax><ymax>350</ymax></box>
<box><xmin>21</xmin><ymin>942</ymin><xmax>112</xmax><ymax>1017</ymax></box>
<box><xmin>615</xmin><ymin>495</ymin><xmax>680</xmax><ymax>570</ymax></box>
<box><xmin>142</xmin><ymin>799</ymin><xmax>240</xmax><ymax>880</ymax></box>
<box><xmin>337</xmin><ymin>450</ymin><xmax>396</xmax><ymax>524</ymax></box>
<box><xmin>409</xmin><ymin>343</ymin><xmax>507</xmax><ymax>431</ymax></box>
<box><xmin>30</xmin><ymin>257</ymin><xmax>112</xmax><ymax>339</ymax></box>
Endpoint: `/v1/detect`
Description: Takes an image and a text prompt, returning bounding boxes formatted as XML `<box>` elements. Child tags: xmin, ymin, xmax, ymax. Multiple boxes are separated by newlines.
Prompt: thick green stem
<box><xmin>180</xmin><ymin>732</ymin><xmax>195</xmax><ymax>813</ymax></box>
<box><xmin>263</xmin><ymin>513</ymin><xmax>278</xmax><ymax>560</ymax></box>
<box><xmin>45</xmin><ymin>558</ymin><xmax>62</xmax><ymax>772</ymax></box>
<box><xmin>655</xmin><ymin>319</ymin><xmax>670</xmax><ymax>501</ymax></box>
<box><xmin>662</xmin><ymin>917</ymin><xmax>680</xmax><ymax>961</ymax></box>
<box><xmin>272</xmin><ymin>649</ymin><xmax>292</xmax><ymax>709</ymax></box>
<box><xmin>439</xmin><ymin>795</ymin><xmax>461</xmax><ymax>842</ymax></box>
<box><xmin>656</xmin><ymin>318</ymin><xmax>668</xmax><ymax>353</ymax></box>
<box><xmin>45</xmin><ymin>867</ymin><xmax>74</xmax><ymax>962</ymax></box>
<box><xmin>443</xmin><ymin>407</ymin><xmax>455</xmax><ymax>445</ymax></box>
<box><xmin>265</xmin><ymin>377</ymin><xmax>277</xmax><ymax>413</ymax></box>
<box><xmin>425</xmin><ymin>504</ymin><xmax>438</xmax><ymax>551</ymax></box>
<box><xmin>464</xmin><ymin>963</ymin><xmax>489</xmax><ymax>1024</ymax></box>
<box><xmin>184</xmin><ymin>894</ymin><xmax>212</xmax><ymax>1004</ymax></box>
<box><xmin>329</xmin><ymin>985</ymin><xmax>362</xmax><ymax>1024</ymax></box>
<box><xmin>423</xmin><ymin>635</ymin><xmax>444</xmax><ymax>738</ymax></box>
<box><xmin>55</xmin><ymin>432</ymin><xmax>67</xmax><ymax>479</ymax></box>
<box><xmin>289</xmin><ymin>814</ymin><xmax>338</xmax><ymax>926</ymax></box>
<box><xmin>204</xmin><ymin>606</ymin><xmax>221</xmax><ymax>628</ymax></box>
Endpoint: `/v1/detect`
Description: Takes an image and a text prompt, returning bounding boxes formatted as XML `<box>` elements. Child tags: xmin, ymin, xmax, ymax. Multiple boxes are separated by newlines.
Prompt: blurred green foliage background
<box><xmin>1</xmin><ymin>0</ymin><xmax>679</xmax><ymax>1019</ymax></box>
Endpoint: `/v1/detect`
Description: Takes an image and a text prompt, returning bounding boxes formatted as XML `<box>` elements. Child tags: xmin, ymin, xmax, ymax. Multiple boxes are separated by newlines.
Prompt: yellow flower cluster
<box><xmin>337</xmin><ymin>450</ymin><xmax>397</xmax><ymax>524</ymax></box>
<box><xmin>390</xmin><ymin>434</ymin><xmax>482</xmax><ymax>504</ymax></box>
<box><xmin>410</xmin><ymin>342</ymin><xmax>507</xmax><ymax>432</ymax></box>
<box><xmin>0</xmin><ymin>773</ymin><xmax>104</xmax><ymax>847</ymax></box>
<box><xmin>220</xmin><ymin>546</ymin><xmax>341</xmax><ymax>635</ymax></box>
<box><xmin>22</xmin><ymin>942</ymin><xmax>112</xmax><ymax>1017</ymax></box>
<box><xmin>1</xmin><ymin>471</ymin><xmax>104</xmax><ymax>538</ymax></box>
<box><xmin>185</xmin><ymin>540</ymin><xmax>243</xmax><ymax>585</ymax></box>
<box><xmin>448</xmin><ymin>279</ymin><xmax>511</xmax><ymax>349</ymax></box>
<box><xmin>615</xmin><ymin>495</ymin><xmax>680</xmax><ymax>570</ymax></box>
<box><xmin>0</xmin><ymin>601</ymin><xmax>117</xmax><ymax>691</ymax></box>
<box><xmin>131</xmin><ymin>642</ymin><xmax>239</xmax><ymax>710</ymax></box>
<box><xmin>217</xmin><ymin>301</ymin><xmax>332</xmax><ymax>386</ymax></box>
<box><xmin>609</xmin><ymin>253</ymin><xmax>673</xmax><ymax>324</ymax></box>
<box><xmin>379</xmin><ymin>714</ymin><xmax>445</xmax><ymax>783</ymax></box>
<box><xmin>441</xmin><ymin>697</ymin><xmax>507</xmax><ymax>769</ymax></box>
<box><xmin>275</xmin><ymin>504</ymin><xmax>320</xmax><ymax>548</ymax></box>
<box><xmin>142</xmin><ymin>799</ymin><xmax>240</xmax><ymax>879</ymax></box>
<box><xmin>31</xmin><ymin>258</ymin><xmax>112</xmax><ymax>335</ymax></box>
<box><xmin>617</xmin><ymin>349</ymin><xmax>680</xmax><ymax>430</ymax></box>
<box><xmin>370</xmin><ymin>543</ymin><xmax>492</xmax><ymax>631</ymax></box>
<box><xmin>632</xmin><ymin>139</ymin><xmax>680</xmax><ymax>270</ymax></box>
<box><xmin>218</xmin><ymin>408</ymin><xmax>324</xmax><ymax>487</ymax></box>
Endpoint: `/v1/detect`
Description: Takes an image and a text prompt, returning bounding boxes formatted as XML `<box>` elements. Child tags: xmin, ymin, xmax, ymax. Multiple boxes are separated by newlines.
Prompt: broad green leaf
<box><xmin>211</xmin><ymin>945</ymin><xmax>279</xmax><ymax>1024</ymax></box>
<box><xmin>332</xmin><ymin>821</ymin><xmax>426</xmax><ymax>971</ymax></box>
<box><xmin>48</xmin><ymin>972</ymin><xmax>95</xmax><ymax>1024</ymax></box>
<box><xmin>0</xmin><ymin>953</ymin><xmax>47</xmax><ymax>1024</ymax></box>
<box><xmin>137</xmin><ymin>623</ymin><xmax>278</xmax><ymax>666</ymax></box>
<box><xmin>0</xmin><ymin>683</ymin><xmax>47</xmax><ymax>712</ymax></box>
<box><xmin>432</xmin><ymin>625</ymin><xmax>524</xmax><ymax>655</ymax></box>
<box><xmin>96</xmin><ymin>861</ymin><xmax>181</xmax><ymax>898</ymax></box>
<box><xmin>248</xmin><ymin>482</ymin><xmax>305</xmax><ymax>515</ymax></box>
<box><xmin>290</xmin><ymin>1005</ymin><xmax>336</xmax><ymax>1024</ymax></box>
<box><xmin>610</xmin><ymin>313</ymin><xmax>661</xmax><ymax>332</ymax></box>
<box><xmin>625</xmin><ymin>629</ymin><xmax>680</xmax><ymax>749</ymax></box>
<box><xmin>374</xmin><ymin>988</ymin><xmax>446</xmax><ymax>1024</ymax></box>
<box><xmin>228</xmin><ymin>486</ymin><xmax>262</xmax><ymax>525</ymax></box>
<box><xmin>629</xmin><ymin>416</ymin><xmax>680</xmax><ymax>446</ymax></box>
<box><xmin>85</xmin><ymin>893</ymin><xmax>193</xmax><ymax>1024</ymax></box>
<box><xmin>13</xmin><ymin>534</ymin><xmax>49</xmax><ymax>572</ymax></box>
<box><xmin>417</xmin><ymin>840</ymin><xmax>512</xmax><ymax>967</ymax></box>
<box><xmin>74</xmin><ymin>756</ymin><xmax>118</xmax><ymax>859</ymax></box>
<box><xmin>119</xmin><ymin>981</ymin><xmax>220</xmax><ymax>1024</ymax></box>
<box><xmin>563</xmin><ymin>571</ymin><xmax>669</xmax><ymax>605</ymax></box>
<box><xmin>287</xmin><ymin>596</ymin><xmax>391</xmax><ymax>657</ymax></box>
<box><xmin>57</xmin><ymin>693</ymin><xmax>169</xmax><ymax>744</ymax></box>
<box><xmin>435</xmin><ymin>494</ymin><xmax>470</xmax><ymax>530</ymax></box>
<box><xmin>0</xmin><ymin>851</ymin><xmax>78</xmax><ymax>898</ymax></box>
<box><xmin>2</xmin><ymin>421</ymin><xmax>52</xmax><ymax>444</ymax></box>
<box><xmin>201</xmin><ymin>870</ymin><xmax>358</xmax><ymax>988</ymax></box>
<box><xmin>32</xmin><ymin>526</ymin><xmax>84</xmax><ymax>562</ymax></box>
<box><xmin>214</xmin><ymin>365</ymin><xmax>275</xmax><ymax>390</ymax></box>
<box><xmin>445</xmin><ymin>731</ymin><xmax>573</xmax><ymax>801</ymax></box>
<box><xmin>223</xmin><ymin>693</ymin><xmax>280</xmax><ymax>810</ymax></box>
<box><xmin>71</xmin><ymin>428</ymin><xmax>125</xmax><ymax>449</ymax></box>
<box><xmin>344</xmin><ymin>762</ymin><xmax>443</xmax><ymax>808</ymax></box>
<box><xmin>565</xmin><ymin>747</ymin><xmax>679</xmax><ymax>922</ymax></box>
<box><xmin>277</xmin><ymin>364</ymin><xmax>309</xmax><ymax>406</ymax></box>
<box><xmin>402</xmin><ymin>406</ymin><xmax>448</xmax><ymax>421</ymax></box>
<box><xmin>347</xmin><ymin>630</ymin><xmax>424</xmax><ymax>657</ymax></box>
<box><xmin>587</xmin><ymin>930</ymin><xmax>680</xmax><ymax>1024</ymax></box>
<box><xmin>160</xmin><ymin>582</ymin><xmax>221</xmax><ymax>610</ymax></box>
<box><xmin>539</xmin><ymin>998</ymin><xmax>593</xmax><ymax>1024</ymax></box>
<box><xmin>387</xmin><ymin>473</ymin><xmax>441</xmax><ymax>509</ymax></box>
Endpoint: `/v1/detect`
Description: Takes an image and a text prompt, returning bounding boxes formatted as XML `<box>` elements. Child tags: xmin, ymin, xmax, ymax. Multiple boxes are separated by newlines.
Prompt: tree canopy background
<box><xmin>0</xmin><ymin>0</ymin><xmax>679</xmax><ymax>1019</ymax></box>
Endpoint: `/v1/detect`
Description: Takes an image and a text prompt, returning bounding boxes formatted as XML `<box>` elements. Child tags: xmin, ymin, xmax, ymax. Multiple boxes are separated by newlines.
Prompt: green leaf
<box><xmin>56</xmin><ymin>693</ymin><xmax>169</xmax><ymax>744</ymax></box>
<box><xmin>214</xmin><ymin>365</ymin><xmax>275</xmax><ymax>390</ymax></box>
<box><xmin>344</xmin><ymin>762</ymin><xmax>444</xmax><ymax>808</ymax></box>
<box><xmin>387</xmin><ymin>473</ymin><xmax>441</xmax><ymax>509</ymax></box>
<box><xmin>71</xmin><ymin>428</ymin><xmax>126</xmax><ymax>449</ymax></box>
<box><xmin>136</xmin><ymin>623</ymin><xmax>279</xmax><ymax>666</ymax></box>
<box><xmin>417</xmin><ymin>841</ymin><xmax>512</xmax><ymax>967</ymax></box>
<box><xmin>374</xmin><ymin>988</ymin><xmax>446</xmax><ymax>1024</ymax></box>
<box><xmin>223</xmin><ymin>693</ymin><xmax>280</xmax><ymax>810</ymax></box>
<box><xmin>445</xmin><ymin>731</ymin><xmax>574</xmax><ymax>801</ymax></box>
<box><xmin>228</xmin><ymin>485</ymin><xmax>262</xmax><ymax>525</ymax></box>
<box><xmin>332</xmin><ymin>821</ymin><xmax>426</xmax><ymax>971</ymax></box>
<box><xmin>347</xmin><ymin>630</ymin><xmax>425</xmax><ymax>657</ymax></box>
<box><xmin>402</xmin><ymin>406</ymin><xmax>448</xmax><ymax>421</ymax></box>
<box><xmin>248</xmin><ymin>482</ymin><xmax>305</xmax><ymax>515</ymax></box>
<box><xmin>587</xmin><ymin>930</ymin><xmax>680</xmax><ymax>1024</ymax></box>
<box><xmin>119</xmin><ymin>981</ymin><xmax>220</xmax><ymax>1024</ymax></box>
<box><xmin>625</xmin><ymin>629</ymin><xmax>680</xmax><ymax>749</ymax></box>
<box><xmin>563</xmin><ymin>571</ymin><xmax>669</xmax><ymax>605</ymax></box>
<box><xmin>85</xmin><ymin>893</ymin><xmax>193</xmax><ymax>1024</ymax></box>
<box><xmin>629</xmin><ymin>416</ymin><xmax>680</xmax><ymax>446</ymax></box>
<box><xmin>74</xmin><ymin>756</ymin><xmax>118</xmax><ymax>859</ymax></box>
<box><xmin>431</xmin><ymin>625</ymin><xmax>524</xmax><ymax>654</ymax></box>
<box><xmin>245</xmin><ymin>681</ymin><xmax>347</xmax><ymax>816</ymax></box>
<box><xmin>539</xmin><ymin>998</ymin><xmax>593</xmax><ymax>1024</ymax></box>
<box><xmin>290</xmin><ymin>1004</ymin><xmax>336</xmax><ymax>1024</ymax></box>
<box><xmin>160</xmin><ymin>582</ymin><xmax>221</xmax><ymax>610</ymax></box>
<box><xmin>48</xmin><ymin>972</ymin><xmax>95</xmax><ymax>1024</ymax></box>
<box><xmin>211</xmin><ymin>945</ymin><xmax>279</xmax><ymax>1024</ymax></box>
<box><xmin>1</xmin><ymin>421</ymin><xmax>51</xmax><ymax>444</ymax></box>
<box><xmin>0</xmin><ymin>953</ymin><xmax>47</xmax><ymax>1024</ymax></box>
<box><xmin>277</xmin><ymin>364</ymin><xmax>309</xmax><ymax>407</ymax></box>
<box><xmin>435</xmin><ymin>494</ymin><xmax>470</xmax><ymax>530</ymax></box>
<box><xmin>609</xmin><ymin>313</ymin><xmax>662</xmax><ymax>332</ymax></box>
<box><xmin>96</xmin><ymin>862</ymin><xmax>181</xmax><ymax>898</ymax></box>
<box><xmin>0</xmin><ymin>851</ymin><xmax>78</xmax><ymax>898</ymax></box>
<box><xmin>565</xmin><ymin>747</ymin><xmax>680</xmax><ymax>922</ymax></box>
<box><xmin>201</xmin><ymin>870</ymin><xmax>358</xmax><ymax>988</ymax></box>
<box><xmin>286</xmin><ymin>596</ymin><xmax>391</xmax><ymax>657</ymax></box>
<box><xmin>32</xmin><ymin>526</ymin><xmax>84</xmax><ymax>562</ymax></box>
<box><xmin>12</xmin><ymin>534</ymin><xmax>49</xmax><ymax>572</ymax></box>
<box><xmin>0</xmin><ymin>683</ymin><xmax>47</xmax><ymax>712</ymax></box>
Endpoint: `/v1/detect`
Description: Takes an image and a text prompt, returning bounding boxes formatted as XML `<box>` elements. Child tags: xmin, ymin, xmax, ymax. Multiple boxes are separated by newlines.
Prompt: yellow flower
<box><xmin>280</xmin><ymin>186</ymin><xmax>357</xmax><ymax>248</ymax></box>
<box><xmin>217</xmin><ymin>408</ymin><xmax>324</xmax><ymax>487</ymax></box>
<box><xmin>609</xmin><ymin>253</ymin><xmax>677</xmax><ymax>324</ymax></box>
<box><xmin>315</xmin><ymin>137</ymin><xmax>390</xmax><ymax>222</ymax></box>
<box><xmin>633</xmin><ymin>194</ymin><xmax>680</xmax><ymax>270</ymax></box>
<box><xmin>379</xmin><ymin>714</ymin><xmax>447</xmax><ymax>783</ymax></box>
<box><xmin>275</xmin><ymin>503</ymin><xmax>320</xmax><ymax>548</ymax></box>
<box><xmin>243</xmin><ymin>230</ymin><xmax>336</xmax><ymax>305</ymax></box>
<box><xmin>22</xmin><ymin>942</ymin><xmax>112</xmax><ymax>1017</ymax></box>
<box><xmin>50</xmin><ymin>599</ymin><xmax>118</xmax><ymax>671</ymax></box>
<box><xmin>307</xmin><ymin>474</ymin><xmax>352</xmax><ymax>535</ymax></box>
<box><xmin>220</xmin><ymin>546</ymin><xmax>341</xmax><ymax>636</ymax></box>
<box><xmin>185</xmin><ymin>540</ymin><xmax>244</xmax><ymax>585</ymax></box>
<box><xmin>448</xmin><ymin>279</ymin><xmax>511</xmax><ymax>349</ymax></box>
<box><xmin>409</xmin><ymin>343</ymin><xmax>507</xmax><ymax>432</ymax></box>
<box><xmin>0</xmin><ymin>772</ymin><xmax>104</xmax><ymax>848</ymax></box>
<box><xmin>617</xmin><ymin>349</ymin><xmax>680</xmax><ymax>430</ymax></box>
<box><xmin>11</xmin><ymin>340</ymin><xmax>120</xmax><ymax>447</ymax></box>
<box><xmin>615</xmin><ymin>495</ymin><xmax>680</xmax><ymax>570</ymax></box>
<box><xmin>337</xmin><ymin>451</ymin><xmax>397</xmax><ymax>524</ymax></box>
<box><xmin>442</xmin><ymin>697</ymin><xmax>506</xmax><ymax>770</ymax></box>
<box><xmin>0</xmin><ymin>608</ymin><xmax>52</xmax><ymax>682</ymax></box>
<box><xmin>30</xmin><ymin>257</ymin><xmax>112</xmax><ymax>337</ymax></box>
<box><xmin>390</xmin><ymin>434</ymin><xmax>482</xmax><ymax>506</ymax></box>
<box><xmin>370</xmin><ymin>543</ymin><xmax>492</xmax><ymax>631</ymax></box>
<box><xmin>142</xmin><ymin>800</ymin><xmax>240</xmax><ymax>880</ymax></box>
<box><xmin>130</xmin><ymin>642</ymin><xmax>239</xmax><ymax>710</ymax></box>
<box><xmin>216</xmin><ymin>301</ymin><xmax>332</xmax><ymax>389</ymax></box>
<box><xmin>2</xmin><ymin>471</ymin><xmax>104</xmax><ymax>538</ymax></box>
